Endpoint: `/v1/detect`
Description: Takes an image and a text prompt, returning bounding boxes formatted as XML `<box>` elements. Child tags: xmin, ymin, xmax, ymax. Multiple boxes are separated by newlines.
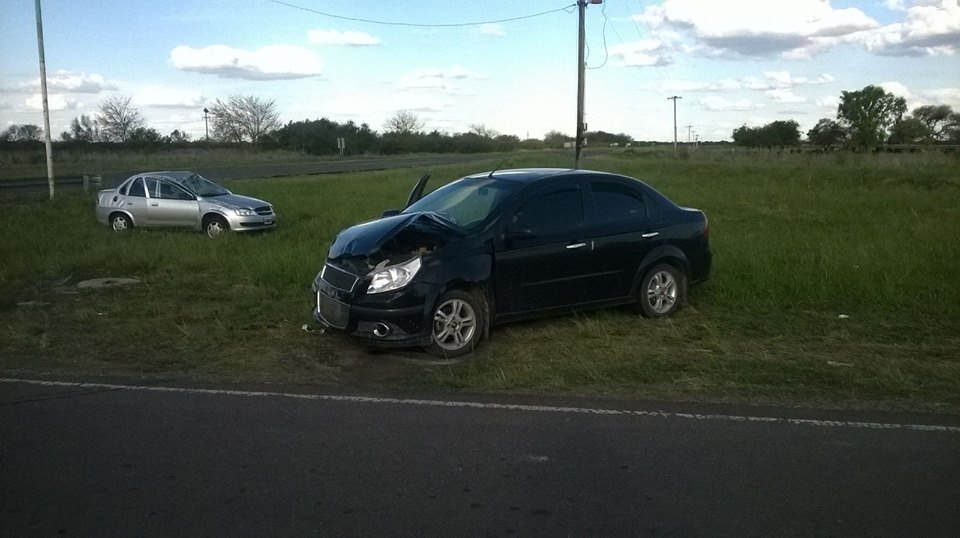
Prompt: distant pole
<box><xmin>203</xmin><ymin>108</ymin><xmax>209</xmax><ymax>141</ymax></box>
<box><xmin>685</xmin><ymin>124</ymin><xmax>693</xmax><ymax>144</ymax></box>
<box><xmin>575</xmin><ymin>0</ymin><xmax>587</xmax><ymax>169</ymax></box>
<box><xmin>34</xmin><ymin>0</ymin><xmax>54</xmax><ymax>200</ymax></box>
<box><xmin>667</xmin><ymin>95</ymin><xmax>681</xmax><ymax>156</ymax></box>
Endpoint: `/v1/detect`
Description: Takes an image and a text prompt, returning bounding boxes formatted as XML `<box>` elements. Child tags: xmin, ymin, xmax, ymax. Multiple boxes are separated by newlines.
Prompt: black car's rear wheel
<box><xmin>427</xmin><ymin>290</ymin><xmax>482</xmax><ymax>358</ymax></box>
<box><xmin>637</xmin><ymin>263</ymin><xmax>682</xmax><ymax>318</ymax></box>
<box><xmin>110</xmin><ymin>213</ymin><xmax>132</xmax><ymax>232</ymax></box>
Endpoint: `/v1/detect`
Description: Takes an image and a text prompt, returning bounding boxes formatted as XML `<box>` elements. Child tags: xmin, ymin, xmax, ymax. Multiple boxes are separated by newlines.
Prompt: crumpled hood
<box><xmin>329</xmin><ymin>212</ymin><xmax>460</xmax><ymax>260</ymax></box>
<box><xmin>203</xmin><ymin>194</ymin><xmax>270</xmax><ymax>210</ymax></box>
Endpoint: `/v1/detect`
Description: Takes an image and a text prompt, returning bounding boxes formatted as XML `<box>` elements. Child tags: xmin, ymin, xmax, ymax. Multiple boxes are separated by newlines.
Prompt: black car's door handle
<box><xmin>642</xmin><ymin>232</ymin><xmax>659</xmax><ymax>239</ymax></box>
<box><xmin>150</xmin><ymin>202</ymin><xmax>159</xmax><ymax>207</ymax></box>
<box><xmin>566</xmin><ymin>242</ymin><xmax>587</xmax><ymax>250</ymax></box>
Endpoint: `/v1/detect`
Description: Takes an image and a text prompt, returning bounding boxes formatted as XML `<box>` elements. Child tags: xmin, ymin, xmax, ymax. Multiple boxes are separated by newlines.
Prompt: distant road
<box><xmin>2</xmin><ymin>376</ymin><xmax>958</xmax><ymax>536</ymax></box>
<box><xmin>0</xmin><ymin>150</ymin><xmax>592</xmax><ymax>197</ymax></box>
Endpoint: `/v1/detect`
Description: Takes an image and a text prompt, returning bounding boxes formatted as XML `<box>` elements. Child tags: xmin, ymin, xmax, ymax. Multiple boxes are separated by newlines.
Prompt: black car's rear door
<box><xmin>581</xmin><ymin>178</ymin><xmax>662</xmax><ymax>301</ymax></box>
<box><xmin>493</xmin><ymin>181</ymin><xmax>596</xmax><ymax>315</ymax></box>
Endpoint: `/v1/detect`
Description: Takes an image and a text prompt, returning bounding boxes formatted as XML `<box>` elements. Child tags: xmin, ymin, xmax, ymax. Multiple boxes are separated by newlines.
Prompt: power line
<box><xmin>265</xmin><ymin>0</ymin><xmax>577</xmax><ymax>28</ymax></box>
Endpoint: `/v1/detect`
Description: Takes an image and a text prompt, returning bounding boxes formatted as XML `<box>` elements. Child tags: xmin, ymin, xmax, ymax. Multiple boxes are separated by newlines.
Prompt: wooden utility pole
<box><xmin>575</xmin><ymin>1</ymin><xmax>587</xmax><ymax>169</ymax></box>
<box><xmin>34</xmin><ymin>0</ymin><xmax>55</xmax><ymax>199</ymax></box>
<box><xmin>668</xmin><ymin>95</ymin><xmax>682</xmax><ymax>156</ymax></box>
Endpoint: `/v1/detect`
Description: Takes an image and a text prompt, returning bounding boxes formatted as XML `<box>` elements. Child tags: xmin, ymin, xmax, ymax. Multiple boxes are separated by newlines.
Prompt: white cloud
<box><xmin>656</xmin><ymin>71</ymin><xmax>833</xmax><ymax>93</ymax></box>
<box><xmin>816</xmin><ymin>95</ymin><xmax>840</xmax><ymax>108</ymax></box>
<box><xmin>479</xmin><ymin>24</ymin><xmax>506</xmax><ymax>37</ymax></box>
<box><xmin>640</xmin><ymin>0</ymin><xmax>878</xmax><ymax>58</ymax></box>
<box><xmin>879</xmin><ymin>81</ymin><xmax>913</xmax><ymax>99</ymax></box>
<box><xmin>699</xmin><ymin>96</ymin><xmax>761</xmax><ymax>111</ymax></box>
<box><xmin>766</xmin><ymin>89</ymin><xmax>806</xmax><ymax>103</ymax></box>
<box><xmin>307</xmin><ymin>29</ymin><xmax>380</xmax><ymax>46</ymax></box>
<box><xmin>25</xmin><ymin>94</ymin><xmax>80</xmax><ymax>111</ymax></box>
<box><xmin>134</xmin><ymin>87</ymin><xmax>206</xmax><ymax>109</ymax></box>
<box><xmin>609</xmin><ymin>39</ymin><xmax>674</xmax><ymax>66</ymax></box>
<box><xmin>170</xmin><ymin>44</ymin><xmax>324</xmax><ymax>80</ymax></box>
<box><xmin>853</xmin><ymin>0</ymin><xmax>960</xmax><ymax>56</ymax></box>
<box><xmin>395</xmin><ymin>65</ymin><xmax>478</xmax><ymax>92</ymax></box>
<box><xmin>917</xmin><ymin>88</ymin><xmax>960</xmax><ymax>108</ymax></box>
<box><xmin>4</xmin><ymin>71</ymin><xmax>116</xmax><ymax>94</ymax></box>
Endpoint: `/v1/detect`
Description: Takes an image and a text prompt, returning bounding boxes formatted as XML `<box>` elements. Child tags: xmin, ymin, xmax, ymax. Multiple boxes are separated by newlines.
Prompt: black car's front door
<box><xmin>493</xmin><ymin>182</ymin><xmax>596</xmax><ymax>315</ymax></box>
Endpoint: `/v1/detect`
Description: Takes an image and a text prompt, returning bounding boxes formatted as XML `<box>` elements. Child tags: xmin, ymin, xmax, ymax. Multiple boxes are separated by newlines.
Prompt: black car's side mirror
<box><xmin>381</xmin><ymin>209</ymin><xmax>401</xmax><ymax>218</ymax></box>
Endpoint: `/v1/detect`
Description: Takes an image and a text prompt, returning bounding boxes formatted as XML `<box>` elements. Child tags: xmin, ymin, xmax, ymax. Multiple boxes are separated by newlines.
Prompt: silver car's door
<box><xmin>145</xmin><ymin>178</ymin><xmax>200</xmax><ymax>228</ymax></box>
<box><xmin>124</xmin><ymin>177</ymin><xmax>150</xmax><ymax>226</ymax></box>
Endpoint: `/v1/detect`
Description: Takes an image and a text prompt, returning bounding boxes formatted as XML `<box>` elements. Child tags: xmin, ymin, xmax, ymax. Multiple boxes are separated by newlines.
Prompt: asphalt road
<box><xmin>2</xmin><ymin>377</ymin><xmax>959</xmax><ymax>537</ymax></box>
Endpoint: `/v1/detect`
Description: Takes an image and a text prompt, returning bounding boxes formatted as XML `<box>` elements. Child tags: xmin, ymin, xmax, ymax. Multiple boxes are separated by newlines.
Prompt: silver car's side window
<box><xmin>128</xmin><ymin>178</ymin><xmax>146</xmax><ymax>198</ymax></box>
<box><xmin>144</xmin><ymin>178</ymin><xmax>160</xmax><ymax>198</ymax></box>
<box><xmin>158</xmin><ymin>180</ymin><xmax>193</xmax><ymax>201</ymax></box>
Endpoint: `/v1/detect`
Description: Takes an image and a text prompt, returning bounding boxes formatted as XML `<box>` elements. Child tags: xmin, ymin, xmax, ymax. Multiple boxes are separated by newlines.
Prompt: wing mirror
<box><xmin>381</xmin><ymin>209</ymin><xmax>401</xmax><ymax>218</ymax></box>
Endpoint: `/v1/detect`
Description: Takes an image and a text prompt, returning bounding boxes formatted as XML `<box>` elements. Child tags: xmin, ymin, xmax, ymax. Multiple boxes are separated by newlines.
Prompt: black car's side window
<box><xmin>514</xmin><ymin>187</ymin><xmax>584</xmax><ymax>236</ymax></box>
<box><xmin>145</xmin><ymin>178</ymin><xmax>160</xmax><ymax>198</ymax></box>
<box><xmin>592</xmin><ymin>182</ymin><xmax>647</xmax><ymax>223</ymax></box>
<box><xmin>127</xmin><ymin>178</ymin><xmax>146</xmax><ymax>197</ymax></box>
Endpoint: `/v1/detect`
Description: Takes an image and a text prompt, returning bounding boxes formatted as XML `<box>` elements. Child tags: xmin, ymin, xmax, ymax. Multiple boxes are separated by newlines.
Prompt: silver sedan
<box><xmin>95</xmin><ymin>171</ymin><xmax>276</xmax><ymax>238</ymax></box>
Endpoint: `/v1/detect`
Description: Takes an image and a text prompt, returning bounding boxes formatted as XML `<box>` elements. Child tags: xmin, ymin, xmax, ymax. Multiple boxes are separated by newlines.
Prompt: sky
<box><xmin>1</xmin><ymin>0</ymin><xmax>958</xmax><ymax>142</ymax></box>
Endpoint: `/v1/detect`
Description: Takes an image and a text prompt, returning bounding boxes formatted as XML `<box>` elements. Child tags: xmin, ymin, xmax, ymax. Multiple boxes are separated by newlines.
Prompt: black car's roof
<box><xmin>467</xmin><ymin>168</ymin><xmax>624</xmax><ymax>184</ymax></box>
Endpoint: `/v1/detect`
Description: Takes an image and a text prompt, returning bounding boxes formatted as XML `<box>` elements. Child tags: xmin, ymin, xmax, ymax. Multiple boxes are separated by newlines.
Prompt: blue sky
<box><xmin>1</xmin><ymin>0</ymin><xmax>958</xmax><ymax>142</ymax></box>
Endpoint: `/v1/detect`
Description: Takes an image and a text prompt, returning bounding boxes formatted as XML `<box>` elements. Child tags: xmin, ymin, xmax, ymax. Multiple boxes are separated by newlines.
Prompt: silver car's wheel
<box><xmin>110</xmin><ymin>213</ymin><xmax>132</xmax><ymax>233</ymax></box>
<box><xmin>638</xmin><ymin>264</ymin><xmax>681</xmax><ymax>318</ymax></box>
<box><xmin>204</xmin><ymin>216</ymin><xmax>228</xmax><ymax>238</ymax></box>
<box><xmin>428</xmin><ymin>290</ymin><xmax>482</xmax><ymax>358</ymax></box>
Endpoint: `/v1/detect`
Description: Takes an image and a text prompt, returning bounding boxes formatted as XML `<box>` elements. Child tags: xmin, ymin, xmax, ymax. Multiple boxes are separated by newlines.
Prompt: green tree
<box><xmin>836</xmin><ymin>85</ymin><xmax>907</xmax><ymax>149</ymax></box>
<box><xmin>910</xmin><ymin>105</ymin><xmax>958</xmax><ymax>141</ymax></box>
<box><xmin>1</xmin><ymin>123</ymin><xmax>42</xmax><ymax>141</ymax></box>
<box><xmin>806</xmin><ymin>118</ymin><xmax>846</xmax><ymax>148</ymax></box>
<box><xmin>61</xmin><ymin>114</ymin><xmax>100</xmax><ymax>142</ymax></box>
<box><xmin>543</xmin><ymin>130</ymin><xmax>572</xmax><ymax>148</ymax></box>
<box><xmin>888</xmin><ymin>118</ymin><xmax>933</xmax><ymax>144</ymax></box>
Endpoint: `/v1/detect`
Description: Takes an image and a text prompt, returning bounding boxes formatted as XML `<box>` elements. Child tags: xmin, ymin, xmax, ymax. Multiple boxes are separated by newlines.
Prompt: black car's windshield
<box><xmin>178</xmin><ymin>174</ymin><xmax>230</xmax><ymax>197</ymax></box>
<box><xmin>403</xmin><ymin>177</ymin><xmax>518</xmax><ymax>229</ymax></box>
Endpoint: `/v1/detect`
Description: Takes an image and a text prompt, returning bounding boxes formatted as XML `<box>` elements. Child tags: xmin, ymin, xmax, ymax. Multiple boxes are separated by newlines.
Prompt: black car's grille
<box><xmin>316</xmin><ymin>292</ymin><xmax>350</xmax><ymax>328</ymax></box>
<box><xmin>321</xmin><ymin>264</ymin><xmax>360</xmax><ymax>292</ymax></box>
<box><xmin>254</xmin><ymin>206</ymin><xmax>273</xmax><ymax>215</ymax></box>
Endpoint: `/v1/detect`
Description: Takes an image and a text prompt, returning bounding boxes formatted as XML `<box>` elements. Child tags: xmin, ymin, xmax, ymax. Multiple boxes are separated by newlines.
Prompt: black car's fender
<box><xmin>631</xmin><ymin>245</ymin><xmax>691</xmax><ymax>300</ymax></box>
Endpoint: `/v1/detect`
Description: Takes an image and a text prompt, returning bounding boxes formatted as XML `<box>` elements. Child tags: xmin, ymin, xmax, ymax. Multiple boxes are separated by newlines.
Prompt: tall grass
<box><xmin>1</xmin><ymin>150</ymin><xmax>958</xmax><ymax>408</ymax></box>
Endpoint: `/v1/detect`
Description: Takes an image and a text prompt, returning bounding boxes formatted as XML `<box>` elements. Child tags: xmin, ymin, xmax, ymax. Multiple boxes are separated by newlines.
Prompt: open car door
<box><xmin>404</xmin><ymin>171</ymin><xmax>431</xmax><ymax>209</ymax></box>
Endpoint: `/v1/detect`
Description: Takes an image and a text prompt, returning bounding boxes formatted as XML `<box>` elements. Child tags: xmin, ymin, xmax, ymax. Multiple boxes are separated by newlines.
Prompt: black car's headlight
<box><xmin>366</xmin><ymin>257</ymin><xmax>421</xmax><ymax>294</ymax></box>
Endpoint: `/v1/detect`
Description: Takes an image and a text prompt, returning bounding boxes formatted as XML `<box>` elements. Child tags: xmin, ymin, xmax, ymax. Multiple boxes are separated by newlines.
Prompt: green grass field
<box><xmin>1</xmin><ymin>149</ymin><xmax>958</xmax><ymax>411</ymax></box>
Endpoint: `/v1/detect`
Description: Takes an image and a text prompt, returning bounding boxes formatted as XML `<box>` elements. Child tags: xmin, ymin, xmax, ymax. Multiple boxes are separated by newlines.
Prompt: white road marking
<box><xmin>2</xmin><ymin>377</ymin><xmax>959</xmax><ymax>433</ymax></box>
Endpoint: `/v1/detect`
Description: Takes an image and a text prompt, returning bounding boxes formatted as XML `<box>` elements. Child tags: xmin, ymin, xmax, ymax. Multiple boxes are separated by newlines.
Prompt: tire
<box><xmin>204</xmin><ymin>216</ymin><xmax>229</xmax><ymax>238</ymax></box>
<box><xmin>636</xmin><ymin>263</ymin><xmax>682</xmax><ymax>318</ymax></box>
<box><xmin>427</xmin><ymin>290</ymin><xmax>483</xmax><ymax>359</ymax></box>
<box><xmin>110</xmin><ymin>213</ymin><xmax>132</xmax><ymax>233</ymax></box>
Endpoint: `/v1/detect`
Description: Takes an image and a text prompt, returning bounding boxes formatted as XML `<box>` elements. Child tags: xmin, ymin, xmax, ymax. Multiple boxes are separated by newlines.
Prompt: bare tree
<box><xmin>61</xmin><ymin>114</ymin><xmax>100</xmax><ymax>142</ymax></box>
<box><xmin>384</xmin><ymin>110</ymin><xmax>424</xmax><ymax>135</ymax></box>
<box><xmin>208</xmin><ymin>95</ymin><xmax>280</xmax><ymax>143</ymax></box>
<box><xmin>96</xmin><ymin>95</ymin><xmax>145</xmax><ymax>142</ymax></box>
<box><xmin>468</xmin><ymin>123</ymin><xmax>499</xmax><ymax>138</ymax></box>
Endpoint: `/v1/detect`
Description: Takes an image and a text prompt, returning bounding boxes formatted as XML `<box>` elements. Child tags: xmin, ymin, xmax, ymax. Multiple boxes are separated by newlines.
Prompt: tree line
<box><xmin>1</xmin><ymin>94</ymin><xmax>634</xmax><ymax>155</ymax></box>
<box><xmin>733</xmin><ymin>85</ymin><xmax>960</xmax><ymax>150</ymax></box>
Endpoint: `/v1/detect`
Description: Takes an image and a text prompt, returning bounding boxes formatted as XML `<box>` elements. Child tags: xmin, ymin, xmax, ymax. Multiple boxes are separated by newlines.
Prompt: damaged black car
<box><xmin>312</xmin><ymin>168</ymin><xmax>711</xmax><ymax>358</ymax></box>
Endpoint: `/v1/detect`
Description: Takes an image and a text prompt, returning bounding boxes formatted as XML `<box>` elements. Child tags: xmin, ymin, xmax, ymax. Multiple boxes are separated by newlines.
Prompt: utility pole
<box><xmin>203</xmin><ymin>108</ymin><xmax>210</xmax><ymax>141</ymax></box>
<box><xmin>685</xmin><ymin>124</ymin><xmax>693</xmax><ymax>144</ymax></box>
<box><xmin>575</xmin><ymin>1</ymin><xmax>587</xmax><ymax>169</ymax></box>
<box><xmin>667</xmin><ymin>95</ymin><xmax>681</xmax><ymax>156</ymax></box>
<box><xmin>34</xmin><ymin>0</ymin><xmax>54</xmax><ymax>200</ymax></box>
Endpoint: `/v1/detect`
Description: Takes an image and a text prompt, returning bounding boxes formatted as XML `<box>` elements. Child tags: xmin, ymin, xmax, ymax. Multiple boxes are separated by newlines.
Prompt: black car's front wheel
<box><xmin>427</xmin><ymin>290</ymin><xmax>483</xmax><ymax>358</ymax></box>
<box><xmin>637</xmin><ymin>263</ymin><xmax>682</xmax><ymax>318</ymax></box>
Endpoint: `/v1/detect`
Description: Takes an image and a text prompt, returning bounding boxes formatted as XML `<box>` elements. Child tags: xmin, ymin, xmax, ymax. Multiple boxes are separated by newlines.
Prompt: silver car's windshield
<box><xmin>178</xmin><ymin>174</ymin><xmax>230</xmax><ymax>197</ymax></box>
<box><xmin>403</xmin><ymin>177</ymin><xmax>518</xmax><ymax>230</ymax></box>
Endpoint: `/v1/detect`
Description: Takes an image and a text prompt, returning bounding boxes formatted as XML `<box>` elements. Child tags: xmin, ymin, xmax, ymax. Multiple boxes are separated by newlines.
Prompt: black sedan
<box><xmin>312</xmin><ymin>168</ymin><xmax>711</xmax><ymax>358</ymax></box>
